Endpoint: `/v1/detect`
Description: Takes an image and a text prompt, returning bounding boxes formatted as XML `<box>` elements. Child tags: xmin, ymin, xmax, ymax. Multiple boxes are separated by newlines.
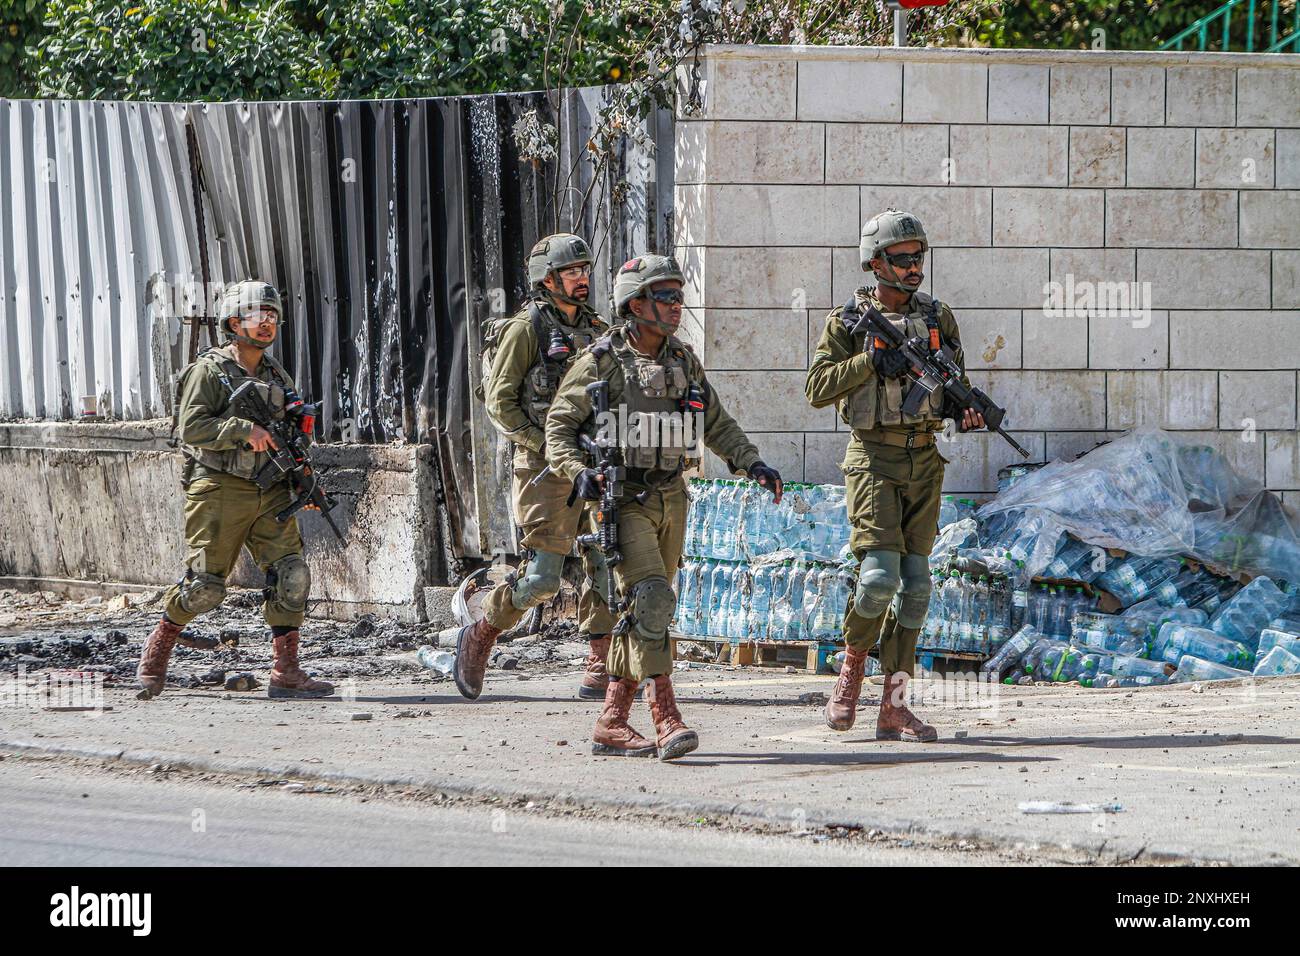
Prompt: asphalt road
<box><xmin>0</xmin><ymin>756</ymin><xmax>1005</xmax><ymax>866</ymax></box>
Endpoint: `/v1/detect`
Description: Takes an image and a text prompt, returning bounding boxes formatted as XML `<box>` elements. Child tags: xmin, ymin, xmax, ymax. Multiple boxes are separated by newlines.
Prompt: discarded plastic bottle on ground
<box><xmin>1171</xmin><ymin>654</ymin><xmax>1253</xmax><ymax>683</ymax></box>
<box><xmin>1257</xmin><ymin>626</ymin><xmax>1300</xmax><ymax>661</ymax></box>
<box><xmin>1154</xmin><ymin>622</ymin><xmax>1253</xmax><ymax>669</ymax></box>
<box><xmin>982</xmin><ymin>624</ymin><xmax>1043</xmax><ymax>677</ymax></box>
<box><xmin>1037</xmin><ymin>643</ymin><xmax>1088</xmax><ymax>682</ymax></box>
<box><xmin>1110</xmin><ymin>654</ymin><xmax>1170</xmax><ymax>681</ymax></box>
<box><xmin>1211</xmin><ymin>575</ymin><xmax>1287</xmax><ymax>650</ymax></box>
<box><xmin>1071</xmin><ymin>611</ymin><xmax>1148</xmax><ymax>657</ymax></box>
<box><xmin>1253</xmin><ymin>644</ymin><xmax>1300</xmax><ymax>677</ymax></box>
<box><xmin>416</xmin><ymin>645</ymin><xmax>455</xmax><ymax>676</ymax></box>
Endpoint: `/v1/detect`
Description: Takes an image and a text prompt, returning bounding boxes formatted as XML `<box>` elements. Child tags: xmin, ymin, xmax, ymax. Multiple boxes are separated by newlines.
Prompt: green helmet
<box><xmin>526</xmin><ymin>233</ymin><xmax>592</xmax><ymax>286</ymax></box>
<box><xmin>219</xmin><ymin>279</ymin><xmax>283</xmax><ymax>348</ymax></box>
<box><xmin>613</xmin><ymin>254</ymin><xmax>684</xmax><ymax>332</ymax></box>
<box><xmin>859</xmin><ymin>209</ymin><xmax>928</xmax><ymax>292</ymax></box>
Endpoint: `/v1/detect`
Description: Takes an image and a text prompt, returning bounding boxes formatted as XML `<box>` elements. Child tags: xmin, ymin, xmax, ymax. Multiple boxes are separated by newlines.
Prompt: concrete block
<box><xmin>798</xmin><ymin>60</ymin><xmax>901</xmax><ymax>122</ymax></box>
<box><xmin>1237</xmin><ymin>67</ymin><xmax>1300</xmax><ymax>127</ymax></box>
<box><xmin>805</xmin><ymin>431</ymin><xmax>851</xmax><ymax>484</ymax></box>
<box><xmin>1088</xmin><ymin>310</ymin><xmax>1169</xmax><ymax>370</ymax></box>
<box><xmin>1070</xmin><ymin>127</ymin><xmax>1126</xmax><ymax>187</ymax></box>
<box><xmin>677</xmin><ymin>183</ymin><xmax>859</xmax><ymax>246</ymax></box>
<box><xmin>1275</xmin><ymin>251</ymin><xmax>1300</xmax><ymax>309</ymax></box>
<box><xmin>949</xmin><ymin>125</ymin><xmax>1068</xmax><ymax>187</ymax></box>
<box><xmin>703</xmin><ymin>309</ymin><xmax>811</xmax><ymax>370</ymax></box>
<box><xmin>1022</xmin><ymin>309</ymin><xmax>1088</xmax><ymax>369</ymax></box>
<box><xmin>1266</xmin><ymin>432</ymin><xmax>1300</xmax><ymax>491</ymax></box>
<box><xmin>1051</xmin><ymin>248</ymin><xmax>1136</xmax><ymax>288</ymax></box>
<box><xmin>1137</xmin><ymin>249</ymin><xmax>1272</xmax><ymax>310</ymax></box>
<box><xmin>1283</xmin><ymin>491</ymin><xmax>1300</xmax><ymax>523</ymax></box>
<box><xmin>705</xmin><ymin>432</ymin><xmax>805</xmax><ymax>482</ymax></box>
<box><xmin>422</xmin><ymin>586</ymin><xmax>457</xmax><ymax>629</ymax></box>
<box><xmin>1196</xmin><ymin>128</ymin><xmax>1275</xmax><ymax>189</ymax></box>
<box><xmin>988</xmin><ymin>64</ymin><xmax>1048</xmax><ymax>124</ymax></box>
<box><xmin>993</xmin><ymin>188</ymin><xmax>1104</xmax><ymax>247</ymax></box>
<box><xmin>825</xmin><ymin>123</ymin><xmax>949</xmax><ymax>185</ymax></box>
<box><xmin>1166</xmin><ymin>67</ymin><xmax>1236</xmax><ymax>126</ymax></box>
<box><xmin>1045</xmin><ymin>431</ymin><xmax>1120</xmax><ymax>464</ymax></box>
<box><xmin>860</xmin><ymin>185</ymin><xmax>991</xmax><ymax>247</ymax></box>
<box><xmin>1175</xmin><ymin>430</ymin><xmax>1265</xmax><ymax>487</ymax></box>
<box><xmin>1112</xmin><ymin>66</ymin><xmax>1166</xmax><ymax>126</ymax></box>
<box><xmin>707</xmin><ymin>371</ymin><xmax>837</xmax><ymax>433</ymax></box>
<box><xmin>1106</xmin><ymin>189</ymin><xmax>1237</xmax><ymax>247</ymax></box>
<box><xmin>1278</xmin><ymin>130</ymin><xmax>1300</xmax><ymax>189</ymax></box>
<box><xmin>675</xmin><ymin>121</ymin><xmax>824</xmax><ymax>184</ymax></box>
<box><xmin>1049</xmin><ymin>65</ymin><xmax>1110</xmax><ymax>125</ymax></box>
<box><xmin>687</xmin><ymin>57</ymin><xmax>797</xmax><ymax>121</ymax></box>
<box><xmin>832</xmin><ymin>246</ymin><xmax>868</xmax><ymax>307</ymax></box>
<box><xmin>691</xmin><ymin>246</ymin><xmax>832</xmax><ymax>310</ymax></box>
<box><xmin>931</xmin><ymin>248</ymin><xmax>1050</xmax><ymax>309</ymax></box>
<box><xmin>954</xmin><ymin>309</ymin><xmax>1021</xmax><ymax>370</ymax></box>
<box><xmin>903</xmin><ymin>61</ymin><xmax>987</xmax><ymax>123</ymax></box>
<box><xmin>1241</xmin><ymin>191</ymin><xmax>1300</xmax><ymax>247</ymax></box>
<box><xmin>939</xmin><ymin>431</ymin><xmax>1047</xmax><ymax>494</ymax></box>
<box><xmin>1219</xmin><ymin>371</ymin><xmax>1297</xmax><ymax>431</ymax></box>
<box><xmin>968</xmin><ymin>371</ymin><xmax>1106</xmax><ymax>429</ymax></box>
<box><xmin>1170</xmin><ymin>311</ymin><xmax>1300</xmax><ymax>370</ymax></box>
<box><xmin>1126</xmin><ymin>127</ymin><xmax>1195</xmax><ymax>188</ymax></box>
<box><xmin>1107</xmin><ymin>370</ymin><xmax>1219</xmax><ymax>430</ymax></box>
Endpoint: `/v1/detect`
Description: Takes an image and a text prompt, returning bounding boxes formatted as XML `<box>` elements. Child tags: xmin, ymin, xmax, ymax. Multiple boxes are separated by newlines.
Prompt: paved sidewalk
<box><xmin>4</xmin><ymin>664</ymin><xmax>1298</xmax><ymax>865</ymax></box>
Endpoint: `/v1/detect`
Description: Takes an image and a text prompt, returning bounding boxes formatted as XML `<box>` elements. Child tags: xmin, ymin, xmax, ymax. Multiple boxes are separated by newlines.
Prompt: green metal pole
<box><xmin>1270</xmin><ymin>0</ymin><xmax>1279</xmax><ymax>48</ymax></box>
<box><xmin>1246</xmin><ymin>0</ymin><xmax>1256</xmax><ymax>51</ymax></box>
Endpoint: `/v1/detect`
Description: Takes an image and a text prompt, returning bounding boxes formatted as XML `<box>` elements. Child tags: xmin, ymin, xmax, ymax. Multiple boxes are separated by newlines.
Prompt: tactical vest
<box><xmin>518</xmin><ymin>303</ymin><xmax>604</xmax><ymax>429</ymax></box>
<box><xmin>600</xmin><ymin>329</ymin><xmax>703</xmax><ymax>473</ymax></box>
<box><xmin>172</xmin><ymin>345</ymin><xmax>293</xmax><ymax>481</ymax></box>
<box><xmin>845</xmin><ymin>291</ymin><xmax>947</xmax><ymax>430</ymax></box>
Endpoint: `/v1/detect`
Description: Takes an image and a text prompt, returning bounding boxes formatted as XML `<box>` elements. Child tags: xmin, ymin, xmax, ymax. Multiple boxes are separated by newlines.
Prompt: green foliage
<box><xmin>26</xmin><ymin>0</ymin><xmax>331</xmax><ymax>100</ymax></box>
<box><xmin>973</xmin><ymin>2</ymin><xmax>1202</xmax><ymax>51</ymax></box>
<box><xmin>0</xmin><ymin>0</ymin><xmax>49</xmax><ymax>97</ymax></box>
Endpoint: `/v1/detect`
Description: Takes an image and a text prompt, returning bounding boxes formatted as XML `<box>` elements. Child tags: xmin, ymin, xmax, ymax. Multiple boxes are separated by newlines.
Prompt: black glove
<box><xmin>747</xmin><ymin>461</ymin><xmax>783</xmax><ymax>503</ymax></box>
<box><xmin>872</xmin><ymin>347</ymin><xmax>910</xmax><ymax>380</ymax></box>
<box><xmin>574</xmin><ymin>468</ymin><xmax>604</xmax><ymax>501</ymax></box>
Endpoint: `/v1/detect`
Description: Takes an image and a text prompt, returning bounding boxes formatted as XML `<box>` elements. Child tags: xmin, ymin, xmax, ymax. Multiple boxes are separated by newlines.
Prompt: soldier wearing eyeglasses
<box><xmin>805</xmin><ymin>209</ymin><xmax>985</xmax><ymax>743</ymax></box>
<box><xmin>450</xmin><ymin>233</ymin><xmax>618</xmax><ymax>703</ymax></box>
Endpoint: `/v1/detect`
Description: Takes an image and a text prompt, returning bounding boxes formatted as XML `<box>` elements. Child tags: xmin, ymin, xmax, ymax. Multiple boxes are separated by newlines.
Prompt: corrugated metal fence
<box><xmin>0</xmin><ymin>89</ymin><xmax>673</xmax><ymax>560</ymax></box>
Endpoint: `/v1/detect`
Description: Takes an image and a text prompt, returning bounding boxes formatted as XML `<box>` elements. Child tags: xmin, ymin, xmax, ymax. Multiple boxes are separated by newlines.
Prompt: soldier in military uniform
<box><xmin>805</xmin><ymin>210</ymin><xmax>984</xmax><ymax>742</ymax></box>
<box><xmin>546</xmin><ymin>255</ymin><xmax>783</xmax><ymax>760</ymax></box>
<box><xmin>135</xmin><ymin>280</ymin><xmax>333</xmax><ymax>701</ymax></box>
<box><xmin>451</xmin><ymin>233</ymin><xmax>619</xmax><ymax>701</ymax></box>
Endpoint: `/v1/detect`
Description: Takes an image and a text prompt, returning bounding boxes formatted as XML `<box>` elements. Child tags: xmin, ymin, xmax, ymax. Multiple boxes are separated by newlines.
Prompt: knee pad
<box><xmin>266</xmin><ymin>555</ymin><xmax>311</xmax><ymax>612</ymax></box>
<box><xmin>893</xmin><ymin>553</ymin><xmax>933</xmax><ymax>629</ymax></box>
<box><xmin>625</xmin><ymin>577</ymin><xmax>676</xmax><ymax>641</ymax></box>
<box><xmin>180</xmin><ymin>571</ymin><xmax>227</xmax><ymax>615</ymax></box>
<box><xmin>854</xmin><ymin>549</ymin><xmax>901</xmax><ymax>619</ymax></box>
<box><xmin>509</xmin><ymin>550</ymin><xmax>566</xmax><ymax>610</ymax></box>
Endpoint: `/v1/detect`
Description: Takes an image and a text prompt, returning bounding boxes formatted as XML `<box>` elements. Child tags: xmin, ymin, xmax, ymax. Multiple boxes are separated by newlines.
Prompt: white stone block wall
<box><xmin>675</xmin><ymin>46</ymin><xmax>1300</xmax><ymax>511</ymax></box>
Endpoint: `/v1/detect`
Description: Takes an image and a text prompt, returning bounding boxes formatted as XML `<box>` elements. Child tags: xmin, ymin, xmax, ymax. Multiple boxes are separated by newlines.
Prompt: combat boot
<box><xmin>876</xmin><ymin>671</ymin><xmax>937</xmax><ymax>742</ymax></box>
<box><xmin>453</xmin><ymin>617</ymin><xmax>502</xmax><ymax>700</ymax></box>
<box><xmin>136</xmin><ymin>618</ymin><xmax>184</xmax><ymax>700</ymax></box>
<box><xmin>824</xmin><ymin>646</ymin><xmax>869</xmax><ymax>731</ymax></box>
<box><xmin>647</xmin><ymin>675</ymin><xmax>698</xmax><ymax>761</ymax></box>
<box><xmin>268</xmin><ymin>630</ymin><xmax>335</xmax><ymax>699</ymax></box>
<box><xmin>591</xmin><ymin>678</ymin><xmax>657</xmax><ymax>757</ymax></box>
<box><xmin>578</xmin><ymin>635</ymin><xmax>611</xmax><ymax>699</ymax></box>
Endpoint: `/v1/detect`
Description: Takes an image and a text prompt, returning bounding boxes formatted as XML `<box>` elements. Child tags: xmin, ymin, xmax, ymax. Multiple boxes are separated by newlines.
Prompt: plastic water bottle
<box><xmin>1253</xmin><ymin>644</ymin><xmax>1300</xmax><ymax>677</ymax></box>
<box><xmin>747</xmin><ymin>563</ymin><xmax>774</xmax><ymax>640</ymax></box>
<box><xmin>1211</xmin><ymin>576</ymin><xmax>1287</xmax><ymax>649</ymax></box>
<box><xmin>982</xmin><ymin>625</ymin><xmax>1043</xmax><ymax>677</ymax></box>
<box><xmin>938</xmin><ymin>495</ymin><xmax>959</xmax><ymax>529</ymax></box>
<box><xmin>417</xmin><ymin>645</ymin><xmax>455</xmax><ymax>676</ymax></box>
<box><xmin>1154</xmin><ymin>622</ymin><xmax>1253</xmax><ymax>670</ymax></box>
<box><xmin>706</xmin><ymin>561</ymin><xmax>732</xmax><ymax>637</ymax></box>
<box><xmin>675</xmin><ymin>560</ymin><xmax>699</xmax><ymax>636</ymax></box>
<box><xmin>726</xmin><ymin>566</ymin><xmax>750</xmax><ymax>640</ymax></box>
<box><xmin>692</xmin><ymin>559</ymin><xmax>713</xmax><ymax>636</ymax></box>
<box><xmin>1171</xmin><ymin>655</ymin><xmax>1252</xmax><ymax>683</ymax></box>
<box><xmin>783</xmin><ymin>564</ymin><xmax>810</xmax><ymax>641</ymax></box>
<box><xmin>970</xmin><ymin>576</ymin><xmax>991</xmax><ymax>652</ymax></box>
<box><xmin>1110</xmin><ymin>655</ymin><xmax>1170</xmax><ymax>681</ymax></box>
<box><xmin>1037</xmin><ymin>643</ymin><xmax>1087</xmax><ymax>682</ymax></box>
<box><xmin>1257</xmin><ymin>626</ymin><xmax>1300</xmax><ymax>660</ymax></box>
<box><xmin>709</xmin><ymin>482</ymin><xmax>734</xmax><ymax>560</ymax></box>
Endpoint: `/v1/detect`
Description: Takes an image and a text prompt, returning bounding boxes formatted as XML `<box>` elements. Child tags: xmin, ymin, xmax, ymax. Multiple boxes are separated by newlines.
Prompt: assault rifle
<box><xmin>849</xmin><ymin>300</ymin><xmax>1030</xmax><ymax>459</ymax></box>
<box><xmin>228</xmin><ymin>381</ymin><xmax>345</xmax><ymax>541</ymax></box>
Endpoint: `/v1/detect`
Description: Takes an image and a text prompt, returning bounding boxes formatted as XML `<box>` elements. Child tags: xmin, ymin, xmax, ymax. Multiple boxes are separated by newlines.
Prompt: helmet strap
<box><xmin>631</xmin><ymin>299</ymin><xmax>678</xmax><ymax>336</ymax></box>
<box><xmin>543</xmin><ymin>272</ymin><xmax>588</xmax><ymax>308</ymax></box>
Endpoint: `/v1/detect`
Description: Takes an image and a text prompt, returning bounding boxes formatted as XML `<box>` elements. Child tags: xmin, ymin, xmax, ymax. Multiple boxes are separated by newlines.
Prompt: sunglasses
<box><xmin>883</xmin><ymin>252</ymin><xmax>925</xmax><ymax>269</ymax></box>
<box><xmin>646</xmin><ymin>288</ymin><xmax>684</xmax><ymax>305</ymax></box>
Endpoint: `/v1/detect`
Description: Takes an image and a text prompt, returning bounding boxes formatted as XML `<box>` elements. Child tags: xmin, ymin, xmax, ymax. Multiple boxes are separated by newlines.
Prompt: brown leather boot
<box><xmin>268</xmin><ymin>630</ymin><xmax>335</xmax><ymax>699</ymax></box>
<box><xmin>136</xmin><ymin>618</ymin><xmax>184</xmax><ymax>700</ymax></box>
<box><xmin>453</xmin><ymin>617</ymin><xmax>502</xmax><ymax>700</ymax></box>
<box><xmin>647</xmin><ymin>675</ymin><xmax>698</xmax><ymax>761</ymax></box>
<box><xmin>591</xmin><ymin>678</ymin><xmax>658</xmax><ymax>757</ymax></box>
<box><xmin>876</xmin><ymin>671</ymin><xmax>937</xmax><ymax>742</ymax></box>
<box><xmin>824</xmin><ymin>646</ymin><xmax>869</xmax><ymax>731</ymax></box>
<box><xmin>578</xmin><ymin>635</ymin><xmax>611</xmax><ymax>700</ymax></box>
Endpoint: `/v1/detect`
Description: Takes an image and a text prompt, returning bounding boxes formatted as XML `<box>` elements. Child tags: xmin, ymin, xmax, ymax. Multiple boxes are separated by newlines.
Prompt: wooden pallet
<box><xmin>671</xmin><ymin>634</ymin><xmax>841</xmax><ymax>674</ymax></box>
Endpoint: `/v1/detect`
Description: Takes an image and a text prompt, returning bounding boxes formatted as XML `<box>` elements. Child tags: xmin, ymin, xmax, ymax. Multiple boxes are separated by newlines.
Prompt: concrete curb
<box><xmin>2</xmin><ymin>736</ymin><xmax>1275</xmax><ymax>866</ymax></box>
